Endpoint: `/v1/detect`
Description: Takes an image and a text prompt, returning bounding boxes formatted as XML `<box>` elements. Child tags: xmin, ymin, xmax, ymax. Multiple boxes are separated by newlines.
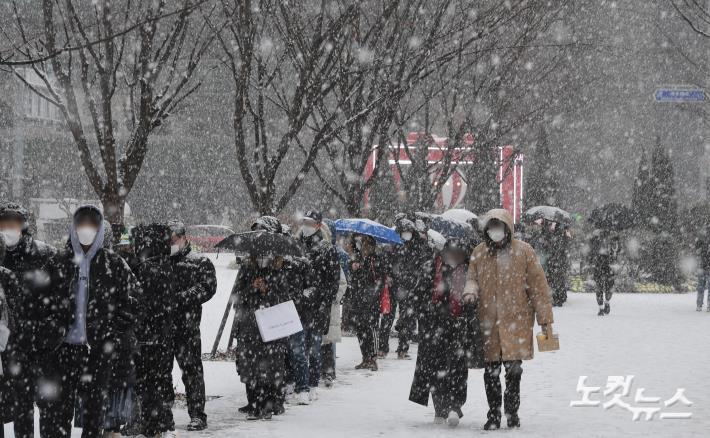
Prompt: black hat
<box><xmin>168</xmin><ymin>219</ymin><xmax>186</xmax><ymax>236</ymax></box>
<box><xmin>0</xmin><ymin>202</ymin><xmax>29</xmax><ymax>230</ymax></box>
<box><xmin>303</xmin><ymin>210</ymin><xmax>322</xmax><ymax>223</ymax></box>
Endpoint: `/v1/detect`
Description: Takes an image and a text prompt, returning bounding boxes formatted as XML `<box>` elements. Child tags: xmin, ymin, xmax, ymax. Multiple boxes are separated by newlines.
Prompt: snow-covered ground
<box><xmin>6</xmin><ymin>253</ymin><xmax>710</xmax><ymax>437</ymax></box>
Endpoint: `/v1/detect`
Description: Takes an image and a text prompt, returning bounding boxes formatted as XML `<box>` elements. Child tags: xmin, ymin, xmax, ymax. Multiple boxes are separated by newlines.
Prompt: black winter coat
<box><xmin>343</xmin><ymin>251</ymin><xmax>386</xmax><ymax>330</ymax></box>
<box><xmin>233</xmin><ymin>261</ymin><xmax>292</xmax><ymax>385</ymax></box>
<box><xmin>299</xmin><ymin>231</ymin><xmax>340</xmax><ymax>334</ymax></box>
<box><xmin>391</xmin><ymin>238</ymin><xmax>436</xmax><ymax>314</ymax></box>
<box><xmin>42</xmin><ymin>244</ymin><xmax>138</xmax><ymax>353</ymax></box>
<box><xmin>409</xmin><ymin>263</ymin><xmax>484</xmax><ymax>407</ymax></box>
<box><xmin>170</xmin><ymin>244</ymin><xmax>217</xmax><ymax>333</ymax></box>
<box><xmin>0</xmin><ymin>267</ymin><xmax>21</xmax><ymax>423</ymax></box>
<box><xmin>130</xmin><ymin>256</ymin><xmax>175</xmax><ymax>345</ymax></box>
<box><xmin>1</xmin><ymin>234</ymin><xmax>56</xmax><ymax>350</ymax></box>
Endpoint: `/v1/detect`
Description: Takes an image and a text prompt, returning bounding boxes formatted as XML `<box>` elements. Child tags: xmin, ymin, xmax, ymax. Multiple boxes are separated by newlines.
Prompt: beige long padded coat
<box><xmin>466</xmin><ymin>209</ymin><xmax>554</xmax><ymax>362</ymax></box>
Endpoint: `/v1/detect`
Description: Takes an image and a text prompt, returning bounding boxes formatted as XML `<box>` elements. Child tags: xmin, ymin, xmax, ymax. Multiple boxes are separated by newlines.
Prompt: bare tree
<box><xmin>5</xmin><ymin>0</ymin><xmax>213</xmax><ymax>235</ymax></box>
<box><xmin>308</xmin><ymin>0</ymin><xmax>541</xmax><ymax>216</ymax></box>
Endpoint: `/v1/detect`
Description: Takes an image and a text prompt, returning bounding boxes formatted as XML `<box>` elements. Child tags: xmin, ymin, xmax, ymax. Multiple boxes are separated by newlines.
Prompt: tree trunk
<box><xmin>101</xmin><ymin>190</ymin><xmax>125</xmax><ymax>243</ymax></box>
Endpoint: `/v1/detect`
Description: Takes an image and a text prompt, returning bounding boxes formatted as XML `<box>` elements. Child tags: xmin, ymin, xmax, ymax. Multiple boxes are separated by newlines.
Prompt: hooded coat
<box><xmin>466</xmin><ymin>209</ymin><xmax>554</xmax><ymax>362</ymax></box>
<box><xmin>298</xmin><ymin>226</ymin><xmax>340</xmax><ymax>335</ymax></box>
<box><xmin>0</xmin><ymin>238</ymin><xmax>22</xmax><ymax>423</ymax></box>
<box><xmin>42</xmin><ymin>205</ymin><xmax>138</xmax><ymax>353</ymax></box>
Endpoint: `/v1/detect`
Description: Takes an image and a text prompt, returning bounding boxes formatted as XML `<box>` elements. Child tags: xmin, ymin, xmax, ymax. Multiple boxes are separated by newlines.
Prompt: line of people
<box><xmin>231</xmin><ymin>207</ymin><xmax>555</xmax><ymax>431</ymax></box>
<box><xmin>0</xmin><ymin>202</ymin><xmax>217</xmax><ymax>438</ymax></box>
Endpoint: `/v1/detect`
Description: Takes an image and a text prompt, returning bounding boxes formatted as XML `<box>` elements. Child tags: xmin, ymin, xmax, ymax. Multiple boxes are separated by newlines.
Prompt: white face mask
<box><xmin>487</xmin><ymin>227</ymin><xmax>506</xmax><ymax>243</ymax></box>
<box><xmin>77</xmin><ymin>226</ymin><xmax>98</xmax><ymax>246</ymax></box>
<box><xmin>301</xmin><ymin>225</ymin><xmax>317</xmax><ymax>237</ymax></box>
<box><xmin>0</xmin><ymin>229</ymin><xmax>21</xmax><ymax>247</ymax></box>
<box><xmin>257</xmin><ymin>257</ymin><xmax>272</xmax><ymax>268</ymax></box>
<box><xmin>400</xmin><ymin>231</ymin><xmax>413</xmax><ymax>241</ymax></box>
<box><xmin>170</xmin><ymin>244</ymin><xmax>181</xmax><ymax>256</ymax></box>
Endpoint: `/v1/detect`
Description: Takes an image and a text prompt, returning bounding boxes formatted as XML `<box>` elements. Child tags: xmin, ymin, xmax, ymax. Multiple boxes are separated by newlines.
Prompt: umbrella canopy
<box><xmin>441</xmin><ymin>208</ymin><xmax>478</xmax><ymax>224</ymax></box>
<box><xmin>589</xmin><ymin>203</ymin><xmax>635</xmax><ymax>230</ymax></box>
<box><xmin>334</xmin><ymin>218</ymin><xmax>403</xmax><ymax>245</ymax></box>
<box><xmin>416</xmin><ymin>212</ymin><xmax>473</xmax><ymax>239</ymax></box>
<box><xmin>215</xmin><ymin>231</ymin><xmax>304</xmax><ymax>257</ymax></box>
<box><xmin>523</xmin><ymin>205</ymin><xmax>571</xmax><ymax>224</ymax></box>
<box><xmin>427</xmin><ymin>229</ymin><xmax>447</xmax><ymax>251</ymax></box>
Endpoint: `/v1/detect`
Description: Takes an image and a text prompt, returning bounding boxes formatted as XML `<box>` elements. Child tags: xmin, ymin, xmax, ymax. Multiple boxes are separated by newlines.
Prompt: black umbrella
<box><xmin>215</xmin><ymin>231</ymin><xmax>304</xmax><ymax>257</ymax></box>
<box><xmin>589</xmin><ymin>203</ymin><xmax>635</xmax><ymax>230</ymax></box>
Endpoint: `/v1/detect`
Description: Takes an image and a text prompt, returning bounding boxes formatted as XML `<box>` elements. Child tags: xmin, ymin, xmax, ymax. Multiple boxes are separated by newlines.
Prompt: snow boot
<box><xmin>309</xmin><ymin>387</ymin><xmax>319</xmax><ymax>401</ymax></box>
<box><xmin>324</xmin><ymin>376</ymin><xmax>334</xmax><ymax>388</ymax></box>
<box><xmin>506</xmin><ymin>413</ymin><xmax>520</xmax><ymax>428</ymax></box>
<box><xmin>186</xmin><ymin>418</ymin><xmax>207</xmax><ymax>431</ymax></box>
<box><xmin>697</xmin><ymin>305</ymin><xmax>703</xmax><ymax>312</ymax></box>
<box><xmin>446</xmin><ymin>411</ymin><xmax>460</xmax><ymax>428</ymax></box>
<box><xmin>296</xmin><ymin>391</ymin><xmax>310</xmax><ymax>405</ymax></box>
<box><xmin>604</xmin><ymin>303</ymin><xmax>611</xmax><ymax>315</ymax></box>
<box><xmin>434</xmin><ymin>416</ymin><xmax>445</xmax><ymax>424</ymax></box>
<box><xmin>484</xmin><ymin>409</ymin><xmax>501</xmax><ymax>430</ymax></box>
<box><xmin>238</xmin><ymin>404</ymin><xmax>255</xmax><ymax>414</ymax></box>
<box><xmin>368</xmin><ymin>358</ymin><xmax>378</xmax><ymax>371</ymax></box>
<box><xmin>355</xmin><ymin>357</ymin><xmax>368</xmax><ymax>369</ymax></box>
<box><xmin>597</xmin><ymin>306</ymin><xmax>605</xmax><ymax>316</ymax></box>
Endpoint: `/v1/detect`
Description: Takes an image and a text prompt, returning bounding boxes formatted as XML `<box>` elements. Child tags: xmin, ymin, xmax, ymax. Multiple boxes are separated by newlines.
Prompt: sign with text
<box><xmin>654</xmin><ymin>88</ymin><xmax>705</xmax><ymax>103</ymax></box>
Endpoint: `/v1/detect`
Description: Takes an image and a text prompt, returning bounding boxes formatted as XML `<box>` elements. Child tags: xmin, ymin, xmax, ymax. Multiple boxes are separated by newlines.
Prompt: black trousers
<box><xmin>377</xmin><ymin>299</ymin><xmax>397</xmax><ymax>354</ymax></box>
<box><xmin>172</xmin><ymin>324</ymin><xmax>207</xmax><ymax>422</ymax></box>
<box><xmin>136</xmin><ymin>344</ymin><xmax>175</xmax><ymax>435</ymax></box>
<box><xmin>394</xmin><ymin>304</ymin><xmax>417</xmax><ymax>354</ymax></box>
<box><xmin>595</xmin><ymin>274</ymin><xmax>614</xmax><ymax>306</ymax></box>
<box><xmin>5</xmin><ymin>346</ymin><xmax>38</xmax><ymax>438</ymax></box>
<box><xmin>355</xmin><ymin>323</ymin><xmax>377</xmax><ymax>360</ymax></box>
<box><xmin>321</xmin><ymin>343</ymin><xmax>336</xmax><ymax>379</ymax></box>
<box><xmin>483</xmin><ymin>360</ymin><xmax>523</xmax><ymax>420</ymax></box>
<box><xmin>39</xmin><ymin>344</ymin><xmax>110</xmax><ymax>438</ymax></box>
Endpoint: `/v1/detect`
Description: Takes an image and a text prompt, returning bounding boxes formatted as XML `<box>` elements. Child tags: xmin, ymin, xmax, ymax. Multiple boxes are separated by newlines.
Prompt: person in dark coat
<box><xmin>588</xmin><ymin>228</ymin><xmax>621</xmax><ymax>316</ymax></box>
<box><xmin>694</xmin><ymin>224</ymin><xmax>710</xmax><ymax>312</ymax></box>
<box><xmin>0</xmin><ymin>202</ymin><xmax>55</xmax><ymax>438</ymax></box>
<box><xmin>130</xmin><ymin>223</ymin><xmax>178</xmax><ymax>437</ymax></box>
<box><xmin>38</xmin><ymin>205</ymin><xmax>137</xmax><ymax>438</ymax></box>
<box><xmin>292</xmin><ymin>210</ymin><xmax>340</xmax><ymax>402</ymax></box>
<box><xmin>409</xmin><ymin>239</ymin><xmax>483</xmax><ymax>428</ymax></box>
<box><xmin>387</xmin><ymin>217</ymin><xmax>436</xmax><ymax>359</ymax></box>
<box><xmin>343</xmin><ymin>234</ymin><xmax>385</xmax><ymax>371</ymax></box>
<box><xmin>544</xmin><ymin>222</ymin><xmax>571</xmax><ymax>307</ymax></box>
<box><xmin>167</xmin><ymin>220</ymin><xmax>217</xmax><ymax>431</ymax></box>
<box><xmin>233</xmin><ymin>251</ymin><xmax>293</xmax><ymax>420</ymax></box>
<box><xmin>0</xmin><ymin>236</ymin><xmax>22</xmax><ymax>436</ymax></box>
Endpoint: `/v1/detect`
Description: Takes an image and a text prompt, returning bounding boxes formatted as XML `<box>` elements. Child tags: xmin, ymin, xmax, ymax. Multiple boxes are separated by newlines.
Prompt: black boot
<box><xmin>506</xmin><ymin>413</ymin><xmax>520</xmax><ymax>428</ymax></box>
<box><xmin>484</xmin><ymin>409</ymin><xmax>501</xmax><ymax>430</ymax></box>
<box><xmin>604</xmin><ymin>303</ymin><xmax>611</xmax><ymax>315</ymax></box>
<box><xmin>597</xmin><ymin>307</ymin><xmax>605</xmax><ymax>316</ymax></box>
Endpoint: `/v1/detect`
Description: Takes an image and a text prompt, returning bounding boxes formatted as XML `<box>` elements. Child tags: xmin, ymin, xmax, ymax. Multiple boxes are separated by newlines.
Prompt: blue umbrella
<box><xmin>334</xmin><ymin>218</ymin><xmax>403</xmax><ymax>245</ymax></box>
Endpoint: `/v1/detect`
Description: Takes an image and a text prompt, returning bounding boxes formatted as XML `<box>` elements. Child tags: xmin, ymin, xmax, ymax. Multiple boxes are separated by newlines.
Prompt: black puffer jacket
<box><xmin>42</xmin><ymin>244</ymin><xmax>138</xmax><ymax>353</ymax></box>
<box><xmin>1</xmin><ymin>234</ymin><xmax>56</xmax><ymax>349</ymax></box>
<box><xmin>0</xmin><ymin>265</ymin><xmax>21</xmax><ymax>423</ymax></box>
<box><xmin>343</xmin><ymin>250</ymin><xmax>386</xmax><ymax>330</ymax></box>
<box><xmin>299</xmin><ymin>230</ymin><xmax>340</xmax><ymax>334</ymax></box>
<box><xmin>390</xmin><ymin>236</ymin><xmax>436</xmax><ymax>316</ymax></box>
<box><xmin>170</xmin><ymin>244</ymin><xmax>217</xmax><ymax>331</ymax></box>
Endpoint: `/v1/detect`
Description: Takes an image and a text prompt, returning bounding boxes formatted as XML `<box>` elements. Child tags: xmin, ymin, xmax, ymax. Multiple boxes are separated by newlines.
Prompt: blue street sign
<box><xmin>654</xmin><ymin>88</ymin><xmax>705</xmax><ymax>103</ymax></box>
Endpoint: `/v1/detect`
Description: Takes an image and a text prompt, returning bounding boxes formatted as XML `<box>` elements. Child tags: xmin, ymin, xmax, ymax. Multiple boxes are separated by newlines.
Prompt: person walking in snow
<box><xmin>0</xmin><ymin>235</ymin><xmax>22</xmax><ymax>436</ymax></box>
<box><xmin>233</xmin><ymin>218</ymin><xmax>294</xmax><ymax>420</ymax></box>
<box><xmin>545</xmin><ymin>222</ymin><xmax>571</xmax><ymax>307</ymax></box>
<box><xmin>384</xmin><ymin>217</ymin><xmax>435</xmax><ymax>359</ymax></box>
<box><xmin>463</xmin><ymin>209</ymin><xmax>554</xmax><ymax>431</ymax></box>
<box><xmin>694</xmin><ymin>224</ymin><xmax>710</xmax><ymax>312</ymax></box>
<box><xmin>588</xmin><ymin>228</ymin><xmax>621</xmax><ymax>316</ymax></box>
<box><xmin>167</xmin><ymin>220</ymin><xmax>217</xmax><ymax>431</ymax></box>
<box><xmin>0</xmin><ymin>202</ymin><xmax>55</xmax><ymax>438</ymax></box>
<box><xmin>39</xmin><ymin>205</ymin><xmax>138</xmax><ymax>438</ymax></box>
<box><xmin>343</xmin><ymin>234</ymin><xmax>386</xmax><ymax>371</ymax></box>
<box><xmin>409</xmin><ymin>239</ymin><xmax>483</xmax><ymax>428</ymax></box>
<box><xmin>293</xmin><ymin>211</ymin><xmax>340</xmax><ymax>402</ymax></box>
